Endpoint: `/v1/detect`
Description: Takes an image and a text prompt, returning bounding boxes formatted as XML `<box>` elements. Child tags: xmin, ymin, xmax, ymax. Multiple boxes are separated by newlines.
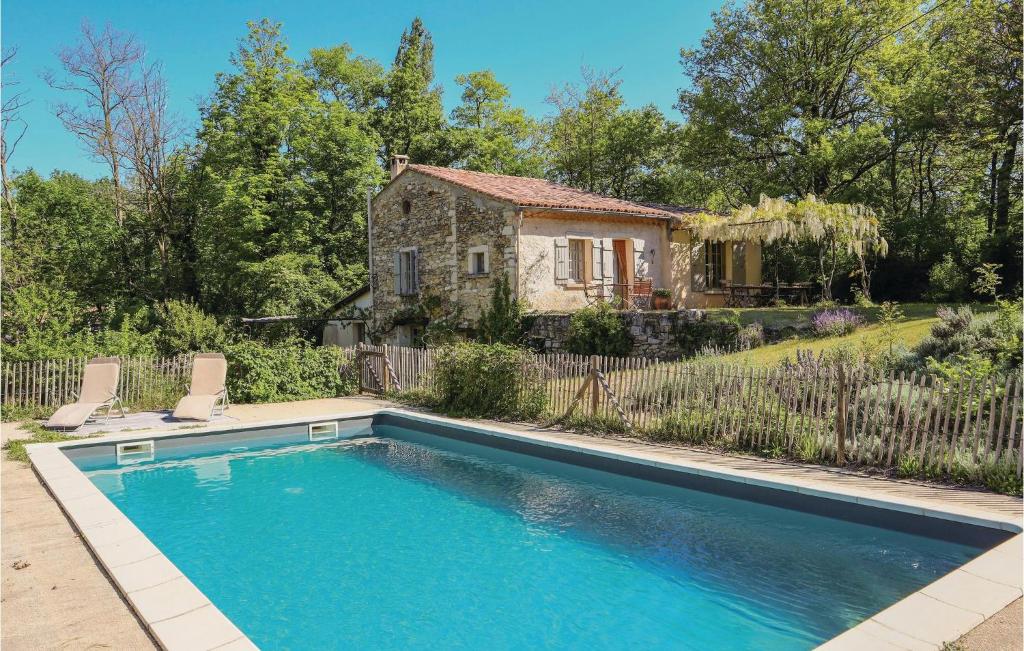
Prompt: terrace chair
<box><xmin>628</xmin><ymin>279</ymin><xmax>653</xmax><ymax>310</ymax></box>
<box><xmin>45</xmin><ymin>357</ymin><xmax>126</xmax><ymax>431</ymax></box>
<box><xmin>172</xmin><ymin>353</ymin><xmax>229</xmax><ymax>421</ymax></box>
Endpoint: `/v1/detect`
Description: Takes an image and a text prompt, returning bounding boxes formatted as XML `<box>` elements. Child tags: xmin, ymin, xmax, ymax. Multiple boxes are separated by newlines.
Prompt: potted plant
<box><xmin>652</xmin><ymin>288</ymin><xmax>672</xmax><ymax>310</ymax></box>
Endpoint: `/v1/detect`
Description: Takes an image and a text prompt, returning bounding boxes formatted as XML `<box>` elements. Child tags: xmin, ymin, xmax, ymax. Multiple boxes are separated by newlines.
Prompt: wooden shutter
<box><xmin>591</xmin><ymin>239</ymin><xmax>604</xmax><ymax>282</ymax></box>
<box><xmin>691</xmin><ymin>239</ymin><xmax>707</xmax><ymax>292</ymax></box>
<box><xmin>632</xmin><ymin>238</ymin><xmax>646</xmax><ymax>279</ymax></box>
<box><xmin>394</xmin><ymin>252</ymin><xmax>402</xmax><ymax>294</ymax></box>
<box><xmin>554</xmin><ymin>238</ymin><xmax>568</xmax><ymax>284</ymax></box>
<box><xmin>411</xmin><ymin>249</ymin><xmax>419</xmax><ymax>293</ymax></box>
<box><xmin>601</xmin><ymin>238</ymin><xmax>614</xmax><ymax>296</ymax></box>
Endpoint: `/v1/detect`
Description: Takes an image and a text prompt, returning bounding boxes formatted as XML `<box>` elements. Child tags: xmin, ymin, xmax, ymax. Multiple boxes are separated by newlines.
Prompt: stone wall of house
<box><xmin>370</xmin><ymin>170</ymin><xmax>516</xmax><ymax>340</ymax></box>
<box><xmin>526</xmin><ymin>309</ymin><xmax>743</xmax><ymax>359</ymax></box>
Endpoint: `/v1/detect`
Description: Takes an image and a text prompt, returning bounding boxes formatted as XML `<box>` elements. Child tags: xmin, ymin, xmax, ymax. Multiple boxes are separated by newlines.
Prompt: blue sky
<box><xmin>4</xmin><ymin>0</ymin><xmax>721</xmax><ymax>179</ymax></box>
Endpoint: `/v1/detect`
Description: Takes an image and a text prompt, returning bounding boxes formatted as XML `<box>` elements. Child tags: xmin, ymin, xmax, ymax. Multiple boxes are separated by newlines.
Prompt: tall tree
<box><xmin>193</xmin><ymin>19</ymin><xmax>382</xmax><ymax>316</ymax></box>
<box><xmin>1</xmin><ymin>47</ymin><xmax>28</xmax><ymax>233</ymax></box>
<box><xmin>677</xmin><ymin>0</ymin><xmax>913</xmax><ymax>203</ymax></box>
<box><xmin>307</xmin><ymin>43</ymin><xmax>385</xmax><ymax>113</ymax></box>
<box><xmin>43</xmin><ymin>20</ymin><xmax>143</xmax><ymax>226</ymax></box>
<box><xmin>374</xmin><ymin>17</ymin><xmax>446</xmax><ymax>164</ymax></box>
<box><xmin>448</xmin><ymin>70</ymin><xmax>542</xmax><ymax>176</ymax></box>
<box><xmin>545</xmin><ymin>69</ymin><xmax>679</xmax><ymax>202</ymax></box>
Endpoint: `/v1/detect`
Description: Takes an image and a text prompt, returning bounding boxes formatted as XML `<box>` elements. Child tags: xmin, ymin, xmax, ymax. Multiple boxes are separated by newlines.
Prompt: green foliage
<box><xmin>566</xmin><ymin>303</ymin><xmax>633</xmax><ymax>356</ymax></box>
<box><xmin>447</xmin><ymin>70</ymin><xmax>543</xmax><ymax>176</ymax></box>
<box><xmin>971</xmin><ymin>263</ymin><xmax>1003</xmax><ymax>300</ymax></box>
<box><xmin>0</xmin><ymin>284</ymin><xmax>160</xmax><ymax>361</ymax></box>
<box><xmin>224</xmin><ymin>339</ymin><xmax>356</xmax><ymax>403</ymax></box>
<box><xmin>915</xmin><ymin>303</ymin><xmax>1022</xmax><ymax>376</ymax></box>
<box><xmin>674</xmin><ymin>317</ymin><xmax>741</xmax><ymax>356</ymax></box>
<box><xmin>3</xmin><ymin>423</ymin><xmax>79</xmax><ymax>463</ymax></box>
<box><xmin>544</xmin><ymin>69</ymin><xmax>681</xmax><ymax>202</ymax></box>
<box><xmin>374</xmin><ymin>17</ymin><xmax>446</xmax><ymax>163</ymax></box>
<box><xmin>926</xmin><ymin>255</ymin><xmax>969</xmax><ymax>302</ymax></box>
<box><xmin>432</xmin><ymin>342</ymin><xmax>546</xmax><ymax>419</ymax></box>
<box><xmin>678</xmin><ymin>0</ymin><xmax>1021</xmax><ymax>301</ymax></box>
<box><xmin>154</xmin><ymin>300</ymin><xmax>228</xmax><ymax>356</ymax></box>
<box><xmin>192</xmin><ymin>19</ymin><xmax>383</xmax><ymax>318</ymax></box>
<box><xmin>476</xmin><ymin>274</ymin><xmax>526</xmax><ymax>345</ymax></box>
<box><xmin>1</xmin><ymin>403</ymin><xmax>55</xmax><ymax>423</ymax></box>
<box><xmin>877</xmin><ymin>302</ymin><xmax>905</xmax><ymax>354</ymax></box>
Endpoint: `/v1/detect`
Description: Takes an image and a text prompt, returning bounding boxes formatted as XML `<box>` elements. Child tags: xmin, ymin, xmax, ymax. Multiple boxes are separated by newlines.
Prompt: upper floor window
<box><xmin>467</xmin><ymin>245</ymin><xmax>489</xmax><ymax>276</ymax></box>
<box><xmin>395</xmin><ymin>247</ymin><xmax>418</xmax><ymax>295</ymax></box>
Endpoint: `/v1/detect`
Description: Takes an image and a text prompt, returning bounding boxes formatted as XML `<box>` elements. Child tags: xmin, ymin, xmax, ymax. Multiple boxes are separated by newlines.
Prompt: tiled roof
<box><xmin>402</xmin><ymin>164</ymin><xmax>703</xmax><ymax>222</ymax></box>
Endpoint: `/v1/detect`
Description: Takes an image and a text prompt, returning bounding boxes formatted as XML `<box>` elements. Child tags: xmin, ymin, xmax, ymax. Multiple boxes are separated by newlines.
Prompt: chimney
<box><xmin>390</xmin><ymin>154</ymin><xmax>409</xmax><ymax>180</ymax></box>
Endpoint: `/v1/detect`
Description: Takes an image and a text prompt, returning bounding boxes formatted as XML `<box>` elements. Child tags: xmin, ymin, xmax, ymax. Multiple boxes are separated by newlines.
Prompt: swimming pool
<box><xmin>63</xmin><ymin>413</ymin><xmax>1011</xmax><ymax>650</ymax></box>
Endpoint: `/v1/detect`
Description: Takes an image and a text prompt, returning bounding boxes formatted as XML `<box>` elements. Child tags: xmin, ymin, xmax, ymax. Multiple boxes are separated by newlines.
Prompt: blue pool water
<box><xmin>81</xmin><ymin>423</ymin><xmax>985</xmax><ymax>650</ymax></box>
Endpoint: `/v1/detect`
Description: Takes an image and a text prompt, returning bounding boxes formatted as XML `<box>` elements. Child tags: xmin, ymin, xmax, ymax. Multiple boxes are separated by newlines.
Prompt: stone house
<box><xmin>367</xmin><ymin>155</ymin><xmax>761</xmax><ymax>345</ymax></box>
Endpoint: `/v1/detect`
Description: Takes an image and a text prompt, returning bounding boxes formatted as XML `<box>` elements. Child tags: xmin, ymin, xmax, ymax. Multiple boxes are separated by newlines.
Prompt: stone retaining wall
<box><xmin>526</xmin><ymin>310</ymin><xmax>744</xmax><ymax>359</ymax></box>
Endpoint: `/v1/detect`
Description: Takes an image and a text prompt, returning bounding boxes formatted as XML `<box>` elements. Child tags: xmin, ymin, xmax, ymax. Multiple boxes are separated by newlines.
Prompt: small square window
<box><xmin>467</xmin><ymin>246</ymin><xmax>489</xmax><ymax>275</ymax></box>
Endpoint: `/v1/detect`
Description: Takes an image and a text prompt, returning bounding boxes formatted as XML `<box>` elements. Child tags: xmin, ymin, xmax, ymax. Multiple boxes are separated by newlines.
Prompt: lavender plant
<box><xmin>811</xmin><ymin>308</ymin><xmax>864</xmax><ymax>337</ymax></box>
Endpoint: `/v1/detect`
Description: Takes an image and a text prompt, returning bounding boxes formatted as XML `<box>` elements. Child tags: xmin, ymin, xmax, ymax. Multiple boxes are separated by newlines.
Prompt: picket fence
<box><xmin>4</xmin><ymin>347</ymin><xmax>1021</xmax><ymax>476</ymax></box>
<box><xmin>354</xmin><ymin>344</ymin><xmax>1023</xmax><ymax>476</ymax></box>
<box><xmin>2</xmin><ymin>355</ymin><xmax>195</xmax><ymax>409</ymax></box>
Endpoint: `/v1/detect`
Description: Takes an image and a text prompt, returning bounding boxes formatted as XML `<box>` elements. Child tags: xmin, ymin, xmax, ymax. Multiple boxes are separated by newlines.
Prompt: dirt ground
<box><xmin>957</xmin><ymin>597</ymin><xmax>1023</xmax><ymax>650</ymax></box>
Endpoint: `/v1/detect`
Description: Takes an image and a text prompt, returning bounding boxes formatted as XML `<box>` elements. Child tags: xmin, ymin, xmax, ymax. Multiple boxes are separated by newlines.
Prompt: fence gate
<box><xmin>355</xmin><ymin>344</ymin><xmax>401</xmax><ymax>395</ymax></box>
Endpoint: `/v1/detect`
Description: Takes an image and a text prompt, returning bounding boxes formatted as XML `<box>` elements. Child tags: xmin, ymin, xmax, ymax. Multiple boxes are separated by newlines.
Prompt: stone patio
<box><xmin>64</xmin><ymin>410</ymin><xmax>237</xmax><ymax>437</ymax></box>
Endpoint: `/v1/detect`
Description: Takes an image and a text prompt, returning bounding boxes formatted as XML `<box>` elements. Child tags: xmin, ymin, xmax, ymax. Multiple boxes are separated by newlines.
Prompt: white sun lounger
<box><xmin>45</xmin><ymin>357</ymin><xmax>126</xmax><ymax>431</ymax></box>
<box><xmin>172</xmin><ymin>353</ymin><xmax>228</xmax><ymax>421</ymax></box>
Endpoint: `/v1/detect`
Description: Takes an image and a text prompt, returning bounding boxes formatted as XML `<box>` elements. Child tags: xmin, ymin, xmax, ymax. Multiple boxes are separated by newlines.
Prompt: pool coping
<box><xmin>26</xmin><ymin>408</ymin><xmax>1023</xmax><ymax>651</ymax></box>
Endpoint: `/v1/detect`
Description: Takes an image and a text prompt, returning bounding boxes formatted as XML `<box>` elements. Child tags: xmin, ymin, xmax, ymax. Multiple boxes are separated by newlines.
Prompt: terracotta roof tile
<box><xmin>402</xmin><ymin>164</ymin><xmax>703</xmax><ymax>222</ymax></box>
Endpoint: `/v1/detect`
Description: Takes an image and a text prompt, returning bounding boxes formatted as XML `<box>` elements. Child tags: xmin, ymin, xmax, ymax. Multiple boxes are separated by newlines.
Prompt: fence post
<box><xmin>589</xmin><ymin>355</ymin><xmax>600</xmax><ymax>417</ymax></box>
<box><xmin>835</xmin><ymin>364</ymin><xmax>847</xmax><ymax>465</ymax></box>
<box><xmin>355</xmin><ymin>343</ymin><xmax>365</xmax><ymax>394</ymax></box>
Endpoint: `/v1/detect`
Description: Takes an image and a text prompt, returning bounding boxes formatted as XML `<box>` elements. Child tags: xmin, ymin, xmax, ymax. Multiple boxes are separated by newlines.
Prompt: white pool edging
<box><xmin>27</xmin><ymin>407</ymin><xmax>1023</xmax><ymax>651</ymax></box>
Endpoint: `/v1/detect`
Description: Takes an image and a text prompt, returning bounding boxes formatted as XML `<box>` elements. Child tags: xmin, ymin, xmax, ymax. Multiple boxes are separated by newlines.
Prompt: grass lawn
<box><xmin>703</xmin><ymin>302</ymin><xmax>987</xmax><ymax>329</ymax></box>
<box><xmin>708</xmin><ymin>302</ymin><xmax>994</xmax><ymax>367</ymax></box>
<box><xmin>716</xmin><ymin>317</ymin><xmax>939</xmax><ymax>366</ymax></box>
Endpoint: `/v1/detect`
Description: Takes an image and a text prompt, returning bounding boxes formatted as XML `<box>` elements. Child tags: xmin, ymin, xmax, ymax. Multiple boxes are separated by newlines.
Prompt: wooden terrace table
<box><xmin>723</xmin><ymin>282</ymin><xmax>813</xmax><ymax>307</ymax></box>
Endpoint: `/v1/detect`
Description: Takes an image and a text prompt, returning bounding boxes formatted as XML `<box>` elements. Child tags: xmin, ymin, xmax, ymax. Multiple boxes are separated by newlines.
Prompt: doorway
<box><xmin>612</xmin><ymin>239</ymin><xmax>632</xmax><ymax>303</ymax></box>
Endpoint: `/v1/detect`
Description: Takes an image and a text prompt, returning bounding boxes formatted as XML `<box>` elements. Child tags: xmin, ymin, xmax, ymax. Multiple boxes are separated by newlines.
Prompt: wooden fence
<box><xmin>2</xmin><ymin>355</ymin><xmax>194</xmax><ymax>409</ymax></box>
<box><xmin>4</xmin><ymin>347</ymin><xmax>1021</xmax><ymax>478</ymax></box>
<box><xmin>356</xmin><ymin>345</ymin><xmax>1023</xmax><ymax>477</ymax></box>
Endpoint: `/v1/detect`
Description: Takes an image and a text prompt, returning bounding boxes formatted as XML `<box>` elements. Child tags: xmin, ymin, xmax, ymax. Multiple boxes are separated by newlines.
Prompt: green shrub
<box><xmin>1</xmin><ymin>403</ymin><xmax>55</xmax><ymax>422</ymax></box>
<box><xmin>477</xmin><ymin>275</ymin><xmax>526</xmax><ymax>345</ymax></box>
<box><xmin>155</xmin><ymin>300</ymin><xmax>228</xmax><ymax>356</ymax></box>
<box><xmin>566</xmin><ymin>303</ymin><xmax>632</xmax><ymax>356</ymax></box>
<box><xmin>225</xmin><ymin>339</ymin><xmax>356</xmax><ymax>403</ymax></box>
<box><xmin>4</xmin><ymin>423</ymin><xmax>79</xmax><ymax>463</ymax></box>
<box><xmin>915</xmin><ymin>302</ymin><xmax>1022</xmax><ymax>375</ymax></box>
<box><xmin>926</xmin><ymin>254</ymin><xmax>968</xmax><ymax>301</ymax></box>
<box><xmin>675</xmin><ymin>318</ymin><xmax>741</xmax><ymax>356</ymax></box>
<box><xmin>433</xmin><ymin>342</ymin><xmax>546</xmax><ymax>419</ymax></box>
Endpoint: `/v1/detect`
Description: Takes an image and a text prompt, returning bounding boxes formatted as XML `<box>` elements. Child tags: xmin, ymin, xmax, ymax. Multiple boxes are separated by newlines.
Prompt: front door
<box><xmin>612</xmin><ymin>239</ymin><xmax>633</xmax><ymax>304</ymax></box>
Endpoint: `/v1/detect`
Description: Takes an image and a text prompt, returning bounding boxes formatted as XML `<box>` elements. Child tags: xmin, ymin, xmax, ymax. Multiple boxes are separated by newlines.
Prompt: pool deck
<box><xmin>3</xmin><ymin>396</ymin><xmax>1022</xmax><ymax>650</ymax></box>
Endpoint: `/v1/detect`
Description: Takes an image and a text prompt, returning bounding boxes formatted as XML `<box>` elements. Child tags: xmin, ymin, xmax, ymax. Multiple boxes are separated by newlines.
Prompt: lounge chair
<box><xmin>172</xmin><ymin>353</ymin><xmax>228</xmax><ymax>421</ymax></box>
<box><xmin>46</xmin><ymin>357</ymin><xmax>126</xmax><ymax>431</ymax></box>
